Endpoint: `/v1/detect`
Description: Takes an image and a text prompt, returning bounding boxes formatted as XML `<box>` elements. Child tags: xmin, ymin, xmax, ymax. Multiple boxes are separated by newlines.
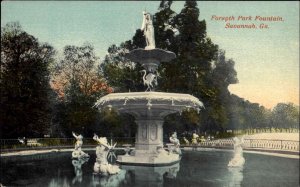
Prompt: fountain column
<box><xmin>135</xmin><ymin>119</ymin><xmax>164</xmax><ymax>154</ymax></box>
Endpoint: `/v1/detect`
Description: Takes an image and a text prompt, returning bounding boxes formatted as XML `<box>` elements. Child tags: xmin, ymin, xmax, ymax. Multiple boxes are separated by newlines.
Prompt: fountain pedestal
<box><xmin>134</xmin><ymin>119</ymin><xmax>163</xmax><ymax>152</ymax></box>
<box><xmin>118</xmin><ymin>118</ymin><xmax>180</xmax><ymax>166</ymax></box>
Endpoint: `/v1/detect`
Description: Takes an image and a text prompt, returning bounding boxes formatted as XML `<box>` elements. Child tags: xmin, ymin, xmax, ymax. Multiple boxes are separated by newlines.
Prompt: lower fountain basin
<box><xmin>117</xmin><ymin>150</ymin><xmax>181</xmax><ymax>166</ymax></box>
<box><xmin>95</xmin><ymin>92</ymin><xmax>204</xmax><ymax>165</ymax></box>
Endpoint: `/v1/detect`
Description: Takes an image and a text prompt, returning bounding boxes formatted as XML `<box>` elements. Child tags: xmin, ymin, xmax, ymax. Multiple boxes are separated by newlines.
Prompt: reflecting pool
<box><xmin>1</xmin><ymin>149</ymin><xmax>299</xmax><ymax>187</ymax></box>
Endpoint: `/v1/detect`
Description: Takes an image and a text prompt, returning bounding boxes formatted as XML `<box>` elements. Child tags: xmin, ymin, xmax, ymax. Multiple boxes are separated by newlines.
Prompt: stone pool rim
<box><xmin>1</xmin><ymin>147</ymin><xmax>299</xmax><ymax>160</ymax></box>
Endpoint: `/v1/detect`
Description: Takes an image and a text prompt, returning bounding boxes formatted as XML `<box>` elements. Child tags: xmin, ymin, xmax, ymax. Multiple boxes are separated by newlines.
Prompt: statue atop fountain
<box><xmin>125</xmin><ymin>11</ymin><xmax>176</xmax><ymax>91</ymax></box>
<box><xmin>141</xmin><ymin>11</ymin><xmax>155</xmax><ymax>50</ymax></box>
<box><xmin>228</xmin><ymin>136</ymin><xmax>245</xmax><ymax>167</ymax></box>
<box><xmin>95</xmin><ymin>10</ymin><xmax>204</xmax><ymax>166</ymax></box>
<box><xmin>93</xmin><ymin>134</ymin><xmax>121</xmax><ymax>175</ymax></box>
<box><xmin>72</xmin><ymin>132</ymin><xmax>89</xmax><ymax>159</ymax></box>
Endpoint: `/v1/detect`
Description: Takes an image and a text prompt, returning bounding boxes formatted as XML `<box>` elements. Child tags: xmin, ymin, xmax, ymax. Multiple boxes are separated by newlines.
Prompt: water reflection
<box><xmin>227</xmin><ymin>167</ymin><xmax>244</xmax><ymax>187</ymax></box>
<box><xmin>91</xmin><ymin>170</ymin><xmax>126</xmax><ymax>187</ymax></box>
<box><xmin>2</xmin><ymin>150</ymin><xmax>297</xmax><ymax>187</ymax></box>
<box><xmin>121</xmin><ymin>162</ymin><xmax>180</xmax><ymax>187</ymax></box>
<box><xmin>48</xmin><ymin>177</ymin><xmax>70</xmax><ymax>187</ymax></box>
<box><xmin>72</xmin><ymin>157</ymin><xmax>89</xmax><ymax>184</ymax></box>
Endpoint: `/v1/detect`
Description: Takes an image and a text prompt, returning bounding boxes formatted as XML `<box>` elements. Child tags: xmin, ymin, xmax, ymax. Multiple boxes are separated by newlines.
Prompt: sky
<box><xmin>1</xmin><ymin>1</ymin><xmax>299</xmax><ymax>109</ymax></box>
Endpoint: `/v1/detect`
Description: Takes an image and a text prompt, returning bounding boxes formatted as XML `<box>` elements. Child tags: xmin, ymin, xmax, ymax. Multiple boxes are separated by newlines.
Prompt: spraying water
<box><xmin>228</xmin><ymin>136</ymin><xmax>245</xmax><ymax>167</ymax></box>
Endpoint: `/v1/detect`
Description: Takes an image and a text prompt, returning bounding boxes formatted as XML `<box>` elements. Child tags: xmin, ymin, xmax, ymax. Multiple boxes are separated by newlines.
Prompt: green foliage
<box><xmin>0</xmin><ymin>22</ymin><xmax>55</xmax><ymax>138</ymax></box>
<box><xmin>271</xmin><ymin>103</ymin><xmax>299</xmax><ymax>128</ymax></box>
<box><xmin>50</xmin><ymin>42</ymin><xmax>136</xmax><ymax>138</ymax></box>
<box><xmin>92</xmin><ymin>109</ymin><xmax>137</xmax><ymax>137</ymax></box>
<box><xmin>154</xmin><ymin>1</ymin><xmax>178</xmax><ymax>52</ymax></box>
<box><xmin>100</xmin><ymin>42</ymin><xmax>144</xmax><ymax>92</ymax></box>
<box><xmin>51</xmin><ymin>43</ymin><xmax>109</xmax><ymax>137</ymax></box>
<box><xmin>164</xmin><ymin>109</ymin><xmax>200</xmax><ymax>136</ymax></box>
<box><xmin>63</xmin><ymin>82</ymin><xmax>100</xmax><ymax>135</ymax></box>
<box><xmin>212</xmin><ymin>50</ymin><xmax>238</xmax><ymax>88</ymax></box>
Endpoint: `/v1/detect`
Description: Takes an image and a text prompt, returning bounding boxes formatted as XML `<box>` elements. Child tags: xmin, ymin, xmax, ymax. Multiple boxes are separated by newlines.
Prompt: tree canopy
<box><xmin>1</xmin><ymin>22</ymin><xmax>55</xmax><ymax>138</ymax></box>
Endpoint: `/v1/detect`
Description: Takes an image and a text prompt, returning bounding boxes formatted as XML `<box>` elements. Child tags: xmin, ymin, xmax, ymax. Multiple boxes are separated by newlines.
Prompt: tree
<box><xmin>206</xmin><ymin>50</ymin><xmax>239</xmax><ymax>131</ymax></box>
<box><xmin>154</xmin><ymin>0</ymin><xmax>178</xmax><ymax>52</ymax></box>
<box><xmin>100</xmin><ymin>41</ymin><xmax>144</xmax><ymax>92</ymax></box>
<box><xmin>212</xmin><ymin>50</ymin><xmax>238</xmax><ymax>89</ymax></box>
<box><xmin>226</xmin><ymin>94</ymin><xmax>273</xmax><ymax>131</ymax></box>
<box><xmin>0</xmin><ymin>22</ymin><xmax>55</xmax><ymax>138</ymax></box>
<box><xmin>159</xmin><ymin>0</ymin><xmax>219</xmax><ymax>96</ymax></box>
<box><xmin>50</xmin><ymin>43</ymin><xmax>111</xmax><ymax>137</ymax></box>
<box><xmin>271</xmin><ymin>103</ymin><xmax>299</xmax><ymax>129</ymax></box>
<box><xmin>164</xmin><ymin>109</ymin><xmax>200</xmax><ymax>137</ymax></box>
<box><xmin>51</xmin><ymin>43</ymin><xmax>111</xmax><ymax>99</ymax></box>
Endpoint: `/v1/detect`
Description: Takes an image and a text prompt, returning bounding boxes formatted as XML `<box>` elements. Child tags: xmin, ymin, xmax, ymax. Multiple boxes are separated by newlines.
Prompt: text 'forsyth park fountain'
<box><xmin>95</xmin><ymin>11</ymin><xmax>204</xmax><ymax>166</ymax></box>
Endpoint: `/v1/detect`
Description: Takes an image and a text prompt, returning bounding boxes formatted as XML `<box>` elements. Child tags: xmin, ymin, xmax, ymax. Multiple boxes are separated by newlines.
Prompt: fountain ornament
<box><xmin>95</xmin><ymin>11</ymin><xmax>204</xmax><ymax>166</ymax></box>
<box><xmin>228</xmin><ymin>136</ymin><xmax>245</xmax><ymax>167</ymax></box>
<box><xmin>191</xmin><ymin>132</ymin><xmax>199</xmax><ymax>145</ymax></box>
<box><xmin>168</xmin><ymin>132</ymin><xmax>182</xmax><ymax>155</ymax></box>
<box><xmin>93</xmin><ymin>134</ymin><xmax>121</xmax><ymax>175</ymax></box>
<box><xmin>71</xmin><ymin>132</ymin><xmax>89</xmax><ymax>159</ymax></box>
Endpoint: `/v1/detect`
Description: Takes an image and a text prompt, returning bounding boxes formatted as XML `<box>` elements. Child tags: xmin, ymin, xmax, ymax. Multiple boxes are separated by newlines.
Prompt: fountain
<box><xmin>95</xmin><ymin>11</ymin><xmax>204</xmax><ymax>166</ymax></box>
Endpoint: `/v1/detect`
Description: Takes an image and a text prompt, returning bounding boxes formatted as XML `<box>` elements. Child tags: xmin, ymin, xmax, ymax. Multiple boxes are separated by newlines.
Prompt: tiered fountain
<box><xmin>95</xmin><ymin>11</ymin><xmax>204</xmax><ymax>166</ymax></box>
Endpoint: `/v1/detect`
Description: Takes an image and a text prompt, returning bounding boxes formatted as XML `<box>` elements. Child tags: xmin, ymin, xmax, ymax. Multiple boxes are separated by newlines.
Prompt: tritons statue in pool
<box><xmin>228</xmin><ymin>136</ymin><xmax>245</xmax><ymax>167</ymax></box>
<box><xmin>72</xmin><ymin>132</ymin><xmax>89</xmax><ymax>159</ymax></box>
<box><xmin>93</xmin><ymin>134</ymin><xmax>121</xmax><ymax>175</ymax></box>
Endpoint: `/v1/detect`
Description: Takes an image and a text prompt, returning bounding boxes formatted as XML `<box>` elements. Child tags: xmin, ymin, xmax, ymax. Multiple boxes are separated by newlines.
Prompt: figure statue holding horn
<box><xmin>93</xmin><ymin>134</ymin><xmax>120</xmax><ymax>175</ymax></box>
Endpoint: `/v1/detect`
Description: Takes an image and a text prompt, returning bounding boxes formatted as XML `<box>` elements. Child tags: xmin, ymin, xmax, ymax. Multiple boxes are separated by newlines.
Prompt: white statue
<box><xmin>141</xmin><ymin>11</ymin><xmax>156</xmax><ymax>50</ymax></box>
<box><xmin>93</xmin><ymin>134</ymin><xmax>120</xmax><ymax>175</ymax></box>
<box><xmin>72</xmin><ymin>132</ymin><xmax>89</xmax><ymax>159</ymax></box>
<box><xmin>140</xmin><ymin>70</ymin><xmax>158</xmax><ymax>91</ymax></box>
<box><xmin>228</xmin><ymin>137</ymin><xmax>245</xmax><ymax>167</ymax></box>
<box><xmin>191</xmin><ymin>132</ymin><xmax>199</xmax><ymax>146</ymax></box>
<box><xmin>18</xmin><ymin>137</ymin><xmax>26</xmax><ymax>144</ymax></box>
<box><xmin>169</xmin><ymin>132</ymin><xmax>181</xmax><ymax>155</ymax></box>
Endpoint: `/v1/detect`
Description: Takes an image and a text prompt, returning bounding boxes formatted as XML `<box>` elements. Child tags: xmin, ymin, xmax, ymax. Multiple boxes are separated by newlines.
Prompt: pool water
<box><xmin>1</xmin><ymin>149</ymin><xmax>299</xmax><ymax>187</ymax></box>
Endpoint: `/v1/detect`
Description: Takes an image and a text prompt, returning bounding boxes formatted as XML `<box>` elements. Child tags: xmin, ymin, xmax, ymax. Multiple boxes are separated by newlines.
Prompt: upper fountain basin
<box><xmin>125</xmin><ymin>48</ymin><xmax>176</xmax><ymax>72</ymax></box>
<box><xmin>125</xmin><ymin>48</ymin><xmax>176</xmax><ymax>63</ymax></box>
